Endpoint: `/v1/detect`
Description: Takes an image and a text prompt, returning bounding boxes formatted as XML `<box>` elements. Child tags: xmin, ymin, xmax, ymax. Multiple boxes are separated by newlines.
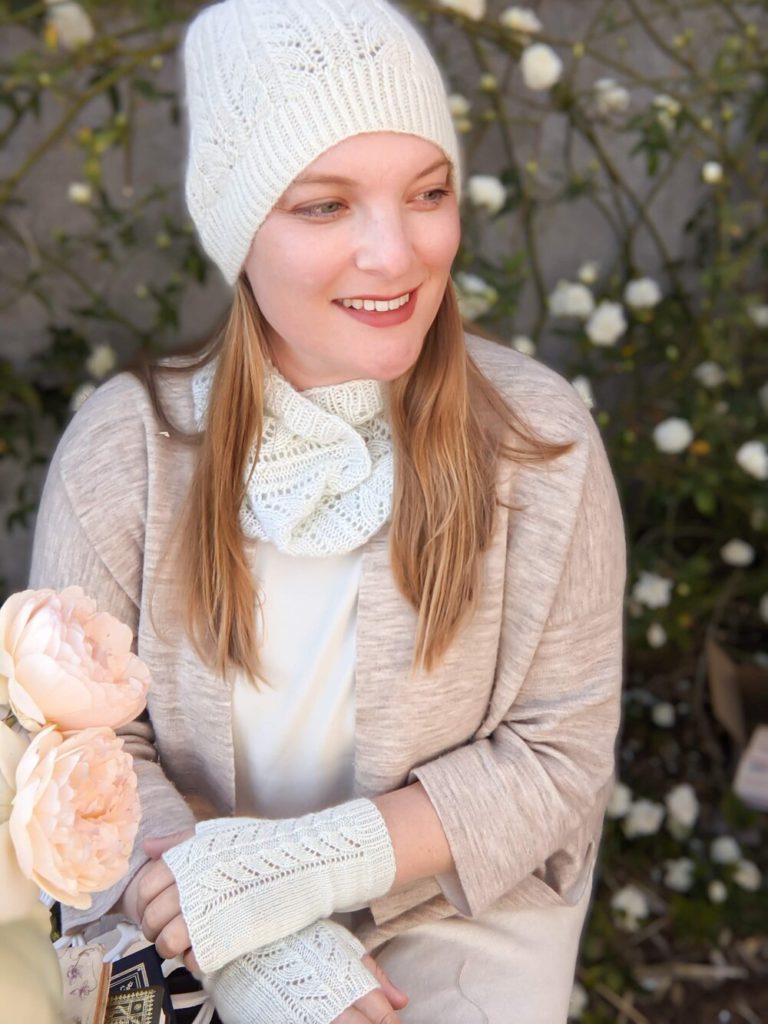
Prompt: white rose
<box><xmin>693</xmin><ymin>361</ymin><xmax>727</xmax><ymax>388</ymax></box>
<box><xmin>748</xmin><ymin>304</ymin><xmax>768</xmax><ymax>329</ymax></box>
<box><xmin>652</xmin><ymin>417</ymin><xmax>694</xmax><ymax>454</ymax></box>
<box><xmin>70</xmin><ymin>382</ymin><xmax>96</xmax><ymax>412</ymax></box>
<box><xmin>511</xmin><ymin>335</ymin><xmax>536</xmax><ymax>356</ymax></box>
<box><xmin>448</xmin><ymin>94</ymin><xmax>471</xmax><ymax>117</ymax></box>
<box><xmin>44</xmin><ymin>0</ymin><xmax>94</xmax><ymax>50</ymax></box>
<box><xmin>736</xmin><ymin>440</ymin><xmax>768</xmax><ymax>481</ymax></box>
<box><xmin>663</xmin><ymin>858</ymin><xmax>695</xmax><ymax>893</ymax></box>
<box><xmin>467</xmin><ymin>175</ymin><xmax>507</xmax><ymax>215</ymax></box>
<box><xmin>702</xmin><ymin>161</ymin><xmax>723</xmax><ymax>184</ymax></box>
<box><xmin>651</xmin><ymin>701</ymin><xmax>675</xmax><ymax>727</ymax></box>
<box><xmin>594</xmin><ymin>78</ymin><xmax>631</xmax><ymax>117</ymax></box>
<box><xmin>454</xmin><ymin>272</ymin><xmax>498</xmax><ymax>320</ymax></box>
<box><xmin>720</xmin><ymin>539</ymin><xmax>755</xmax><ymax>567</ymax></box>
<box><xmin>653</xmin><ymin>93</ymin><xmax>681</xmax><ymax>132</ymax></box>
<box><xmin>586</xmin><ymin>301</ymin><xmax>627</xmax><ymax>346</ymax></box>
<box><xmin>623</xmin><ymin>798</ymin><xmax>665</xmax><ymax>838</ymax></box>
<box><xmin>548</xmin><ymin>280</ymin><xmax>595</xmax><ymax>320</ymax></box>
<box><xmin>67</xmin><ymin>181</ymin><xmax>92</xmax><ymax>205</ymax></box>
<box><xmin>571</xmin><ymin>376</ymin><xmax>594</xmax><ymax>409</ymax></box>
<box><xmin>499</xmin><ymin>6</ymin><xmax>542</xmax><ymax>39</ymax></box>
<box><xmin>733</xmin><ymin>860</ymin><xmax>761</xmax><ymax>892</ymax></box>
<box><xmin>577</xmin><ymin>260</ymin><xmax>599</xmax><ymax>285</ymax></box>
<box><xmin>710</xmin><ymin>836</ymin><xmax>741</xmax><ymax>864</ymax></box>
<box><xmin>85</xmin><ymin>344</ymin><xmax>117</xmax><ymax>381</ymax></box>
<box><xmin>520</xmin><ymin>44</ymin><xmax>563</xmax><ymax>91</ymax></box>
<box><xmin>605</xmin><ymin>781</ymin><xmax>632</xmax><ymax>819</ymax></box>
<box><xmin>665</xmin><ymin>783</ymin><xmax>699</xmax><ymax>830</ymax></box>
<box><xmin>437</xmin><ymin>0</ymin><xmax>486</xmax><ymax>19</ymax></box>
<box><xmin>624</xmin><ymin>277</ymin><xmax>662</xmax><ymax>310</ymax></box>
<box><xmin>760</xmin><ymin>593</ymin><xmax>768</xmax><ymax>624</ymax></box>
<box><xmin>632</xmin><ymin>571</ymin><xmax>674</xmax><ymax>609</ymax></box>
<box><xmin>567</xmin><ymin>981</ymin><xmax>588</xmax><ymax>1019</ymax></box>
<box><xmin>708</xmin><ymin>880</ymin><xmax>727</xmax><ymax>903</ymax></box>
<box><xmin>646</xmin><ymin>623</ymin><xmax>667</xmax><ymax>649</ymax></box>
<box><xmin>611</xmin><ymin>884</ymin><xmax>650</xmax><ymax>930</ymax></box>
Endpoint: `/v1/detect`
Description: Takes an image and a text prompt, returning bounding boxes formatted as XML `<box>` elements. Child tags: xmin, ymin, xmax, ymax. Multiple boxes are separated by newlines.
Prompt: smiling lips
<box><xmin>338</xmin><ymin>292</ymin><xmax>411</xmax><ymax>312</ymax></box>
<box><xmin>334</xmin><ymin>287</ymin><xmax>418</xmax><ymax>326</ymax></box>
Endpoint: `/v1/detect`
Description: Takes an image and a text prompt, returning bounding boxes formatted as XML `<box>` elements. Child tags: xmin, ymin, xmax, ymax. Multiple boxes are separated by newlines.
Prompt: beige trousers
<box><xmin>374</xmin><ymin>879</ymin><xmax>593</xmax><ymax>1024</ymax></box>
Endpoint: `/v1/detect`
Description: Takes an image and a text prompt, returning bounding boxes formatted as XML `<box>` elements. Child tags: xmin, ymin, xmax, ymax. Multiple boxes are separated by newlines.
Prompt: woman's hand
<box><xmin>208</xmin><ymin>919</ymin><xmax>407</xmax><ymax>1024</ymax></box>
<box><xmin>332</xmin><ymin>955</ymin><xmax>407</xmax><ymax>1023</ymax></box>
<box><xmin>136</xmin><ymin>831</ymin><xmax>195</xmax><ymax>965</ymax></box>
<box><xmin>156</xmin><ymin>800</ymin><xmax>396</xmax><ymax>975</ymax></box>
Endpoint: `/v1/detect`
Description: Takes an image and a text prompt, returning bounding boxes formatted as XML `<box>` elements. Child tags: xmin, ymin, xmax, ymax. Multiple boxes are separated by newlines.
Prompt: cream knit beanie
<box><xmin>182</xmin><ymin>0</ymin><xmax>462</xmax><ymax>285</ymax></box>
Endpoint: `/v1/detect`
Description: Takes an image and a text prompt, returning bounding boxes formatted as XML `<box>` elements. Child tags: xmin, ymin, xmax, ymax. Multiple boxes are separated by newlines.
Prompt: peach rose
<box><xmin>0</xmin><ymin>722</ymin><xmax>41</xmax><ymax>923</ymax></box>
<box><xmin>9</xmin><ymin>725</ymin><xmax>140</xmax><ymax>908</ymax></box>
<box><xmin>0</xmin><ymin>586</ymin><xmax>149</xmax><ymax>733</ymax></box>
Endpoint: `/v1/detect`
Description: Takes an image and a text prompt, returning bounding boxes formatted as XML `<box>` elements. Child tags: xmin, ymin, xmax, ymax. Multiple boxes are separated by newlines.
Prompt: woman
<box><xmin>29</xmin><ymin>0</ymin><xmax>627</xmax><ymax>1021</ymax></box>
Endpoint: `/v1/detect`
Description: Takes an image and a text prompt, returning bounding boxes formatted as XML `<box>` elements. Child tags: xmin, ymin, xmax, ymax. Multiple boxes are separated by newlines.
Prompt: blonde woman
<box><xmin>30</xmin><ymin>0</ymin><xmax>626</xmax><ymax>1021</ymax></box>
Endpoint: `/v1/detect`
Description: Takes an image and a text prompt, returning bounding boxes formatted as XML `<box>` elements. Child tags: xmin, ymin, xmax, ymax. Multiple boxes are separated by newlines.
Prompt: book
<box><xmin>58</xmin><ymin>942</ymin><xmax>112</xmax><ymax>1024</ymax></box>
<box><xmin>109</xmin><ymin>943</ymin><xmax>176</xmax><ymax>1024</ymax></box>
<box><xmin>105</xmin><ymin>986</ymin><xmax>165</xmax><ymax>1024</ymax></box>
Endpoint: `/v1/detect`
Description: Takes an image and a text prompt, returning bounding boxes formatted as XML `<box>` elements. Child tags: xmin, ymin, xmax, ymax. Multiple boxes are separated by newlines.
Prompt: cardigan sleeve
<box><xmin>28</xmin><ymin>380</ymin><xmax>196</xmax><ymax>934</ymax></box>
<box><xmin>410</xmin><ymin>413</ymin><xmax>626</xmax><ymax>917</ymax></box>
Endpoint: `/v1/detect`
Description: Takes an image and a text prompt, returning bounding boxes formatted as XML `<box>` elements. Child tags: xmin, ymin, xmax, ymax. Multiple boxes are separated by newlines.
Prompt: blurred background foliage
<box><xmin>1</xmin><ymin>0</ymin><xmax>767</xmax><ymax>1019</ymax></box>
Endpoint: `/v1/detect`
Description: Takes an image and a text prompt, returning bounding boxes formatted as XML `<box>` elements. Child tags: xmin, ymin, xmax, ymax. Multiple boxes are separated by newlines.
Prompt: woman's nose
<box><xmin>354</xmin><ymin>209</ymin><xmax>413</xmax><ymax>279</ymax></box>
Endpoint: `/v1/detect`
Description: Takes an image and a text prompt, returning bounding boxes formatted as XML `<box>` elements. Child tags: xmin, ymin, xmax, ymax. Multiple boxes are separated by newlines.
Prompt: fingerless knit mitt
<box><xmin>162</xmin><ymin>797</ymin><xmax>396</xmax><ymax>974</ymax></box>
<box><xmin>208</xmin><ymin>920</ymin><xmax>379</xmax><ymax>1024</ymax></box>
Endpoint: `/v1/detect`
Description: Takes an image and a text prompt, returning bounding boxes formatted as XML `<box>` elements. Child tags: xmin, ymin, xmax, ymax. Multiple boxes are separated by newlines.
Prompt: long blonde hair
<box><xmin>139</xmin><ymin>276</ymin><xmax>572</xmax><ymax>679</ymax></box>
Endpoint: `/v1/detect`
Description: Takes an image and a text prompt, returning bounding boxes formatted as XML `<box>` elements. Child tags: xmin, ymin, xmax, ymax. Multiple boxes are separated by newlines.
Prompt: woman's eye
<box><xmin>418</xmin><ymin>188</ymin><xmax>451</xmax><ymax>204</ymax></box>
<box><xmin>296</xmin><ymin>201</ymin><xmax>344</xmax><ymax>218</ymax></box>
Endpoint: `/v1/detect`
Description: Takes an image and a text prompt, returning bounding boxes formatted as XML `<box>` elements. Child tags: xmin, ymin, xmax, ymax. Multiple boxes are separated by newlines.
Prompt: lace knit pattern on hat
<box><xmin>192</xmin><ymin>361</ymin><xmax>393</xmax><ymax>556</ymax></box>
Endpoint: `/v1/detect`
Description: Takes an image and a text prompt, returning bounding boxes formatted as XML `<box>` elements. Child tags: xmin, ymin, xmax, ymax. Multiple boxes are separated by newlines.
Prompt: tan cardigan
<box><xmin>29</xmin><ymin>333</ymin><xmax>627</xmax><ymax>951</ymax></box>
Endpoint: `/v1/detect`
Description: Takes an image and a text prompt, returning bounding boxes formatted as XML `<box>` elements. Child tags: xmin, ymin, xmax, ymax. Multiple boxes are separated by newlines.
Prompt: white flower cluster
<box><xmin>632</xmin><ymin>571</ymin><xmax>673</xmax><ymax>609</ymax></box>
<box><xmin>736</xmin><ymin>440</ymin><xmax>768</xmax><ymax>481</ymax></box>
<box><xmin>624</xmin><ymin>278</ymin><xmax>662</xmax><ymax>310</ymax></box>
<box><xmin>520</xmin><ymin>44</ymin><xmax>563</xmax><ymax>90</ymax></box>
<box><xmin>646</xmin><ymin>622</ymin><xmax>667</xmax><ymax>648</ymax></box>
<box><xmin>86</xmin><ymin>344</ymin><xmax>117</xmax><ymax>381</ymax></box>
<box><xmin>571</xmin><ymin>376</ymin><xmax>594</xmax><ymax>409</ymax></box>
<box><xmin>611</xmin><ymin>884</ymin><xmax>650</xmax><ymax>931</ymax></box>
<box><xmin>653</xmin><ymin>94</ymin><xmax>681</xmax><ymax>133</ymax></box>
<box><xmin>693</xmin><ymin>361</ymin><xmax>726</xmax><ymax>388</ymax></box>
<box><xmin>720</xmin><ymin>538</ymin><xmax>755</xmax><ymax>567</ymax></box>
<box><xmin>593</xmin><ymin>78</ymin><xmax>630</xmax><ymax>118</ymax></box>
<box><xmin>499</xmin><ymin>5</ymin><xmax>542</xmax><ymax>40</ymax></box>
<box><xmin>467</xmin><ymin>175</ymin><xmax>507</xmax><ymax>215</ymax></box>
<box><xmin>549</xmin><ymin>280</ymin><xmax>594</xmax><ymax>320</ymax></box>
<box><xmin>448</xmin><ymin>94</ymin><xmax>472</xmax><ymax>134</ymax></box>
<box><xmin>44</xmin><ymin>0</ymin><xmax>94</xmax><ymax>50</ymax></box>
<box><xmin>437</xmin><ymin>0</ymin><xmax>486</xmax><ymax>19</ymax></box>
<box><xmin>652</xmin><ymin>417</ymin><xmax>693</xmax><ymax>454</ymax></box>
<box><xmin>68</xmin><ymin>181</ymin><xmax>93</xmax><ymax>205</ymax></box>
<box><xmin>454</xmin><ymin>272</ymin><xmax>498</xmax><ymax>320</ymax></box>
<box><xmin>511</xmin><ymin>335</ymin><xmax>536</xmax><ymax>356</ymax></box>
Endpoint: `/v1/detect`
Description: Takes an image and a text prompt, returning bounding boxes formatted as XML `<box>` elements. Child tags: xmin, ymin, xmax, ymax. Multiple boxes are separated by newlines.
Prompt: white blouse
<box><xmin>231</xmin><ymin>541</ymin><xmax>361</xmax><ymax>819</ymax></box>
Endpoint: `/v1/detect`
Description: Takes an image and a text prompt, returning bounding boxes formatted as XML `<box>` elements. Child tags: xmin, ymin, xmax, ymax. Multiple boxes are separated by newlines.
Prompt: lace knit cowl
<box><xmin>192</xmin><ymin>361</ymin><xmax>394</xmax><ymax>557</ymax></box>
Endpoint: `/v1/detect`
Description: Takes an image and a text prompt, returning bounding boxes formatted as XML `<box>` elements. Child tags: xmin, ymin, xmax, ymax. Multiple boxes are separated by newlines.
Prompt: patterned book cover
<box><xmin>109</xmin><ymin>943</ymin><xmax>176</xmax><ymax>1024</ymax></box>
<box><xmin>105</xmin><ymin>985</ymin><xmax>165</xmax><ymax>1024</ymax></box>
<box><xmin>58</xmin><ymin>942</ymin><xmax>112</xmax><ymax>1024</ymax></box>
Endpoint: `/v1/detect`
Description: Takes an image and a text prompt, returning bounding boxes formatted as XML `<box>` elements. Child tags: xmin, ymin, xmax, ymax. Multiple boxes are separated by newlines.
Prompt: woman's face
<box><xmin>244</xmin><ymin>132</ymin><xmax>461</xmax><ymax>389</ymax></box>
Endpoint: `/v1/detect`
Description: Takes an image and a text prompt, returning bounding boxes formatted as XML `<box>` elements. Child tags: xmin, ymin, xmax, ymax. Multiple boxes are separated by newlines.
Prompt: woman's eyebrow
<box><xmin>291</xmin><ymin>157</ymin><xmax>451</xmax><ymax>188</ymax></box>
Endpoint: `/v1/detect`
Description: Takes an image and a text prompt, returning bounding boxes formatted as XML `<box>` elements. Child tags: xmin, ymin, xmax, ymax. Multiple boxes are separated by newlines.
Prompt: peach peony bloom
<box><xmin>0</xmin><ymin>722</ymin><xmax>41</xmax><ymax>923</ymax></box>
<box><xmin>9</xmin><ymin>725</ymin><xmax>140</xmax><ymax>908</ymax></box>
<box><xmin>0</xmin><ymin>586</ymin><xmax>149</xmax><ymax>733</ymax></box>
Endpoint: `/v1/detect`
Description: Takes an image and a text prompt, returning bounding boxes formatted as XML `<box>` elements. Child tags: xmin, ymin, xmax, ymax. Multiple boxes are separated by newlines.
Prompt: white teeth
<box><xmin>340</xmin><ymin>292</ymin><xmax>411</xmax><ymax>312</ymax></box>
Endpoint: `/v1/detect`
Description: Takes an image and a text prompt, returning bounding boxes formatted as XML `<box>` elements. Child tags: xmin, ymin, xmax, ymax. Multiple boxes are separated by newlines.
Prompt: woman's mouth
<box><xmin>333</xmin><ymin>288</ymin><xmax>418</xmax><ymax>327</ymax></box>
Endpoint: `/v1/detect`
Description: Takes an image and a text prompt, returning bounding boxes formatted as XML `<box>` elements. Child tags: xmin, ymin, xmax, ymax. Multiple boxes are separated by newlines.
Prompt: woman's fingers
<box><xmin>361</xmin><ymin>954</ymin><xmax>408</xmax><ymax>1010</ymax></box>
<box><xmin>335</xmin><ymin>986</ymin><xmax>402</xmax><ymax>1023</ymax></box>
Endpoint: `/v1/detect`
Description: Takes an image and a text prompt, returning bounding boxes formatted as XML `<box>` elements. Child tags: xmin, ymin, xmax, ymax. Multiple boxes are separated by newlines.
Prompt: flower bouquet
<box><xmin>0</xmin><ymin>586</ymin><xmax>150</xmax><ymax>1018</ymax></box>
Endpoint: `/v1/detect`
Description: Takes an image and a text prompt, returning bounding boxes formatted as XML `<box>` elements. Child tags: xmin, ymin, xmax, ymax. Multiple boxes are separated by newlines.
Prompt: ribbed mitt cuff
<box><xmin>209</xmin><ymin>920</ymin><xmax>379</xmax><ymax>1024</ymax></box>
<box><xmin>162</xmin><ymin>797</ymin><xmax>396</xmax><ymax>974</ymax></box>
